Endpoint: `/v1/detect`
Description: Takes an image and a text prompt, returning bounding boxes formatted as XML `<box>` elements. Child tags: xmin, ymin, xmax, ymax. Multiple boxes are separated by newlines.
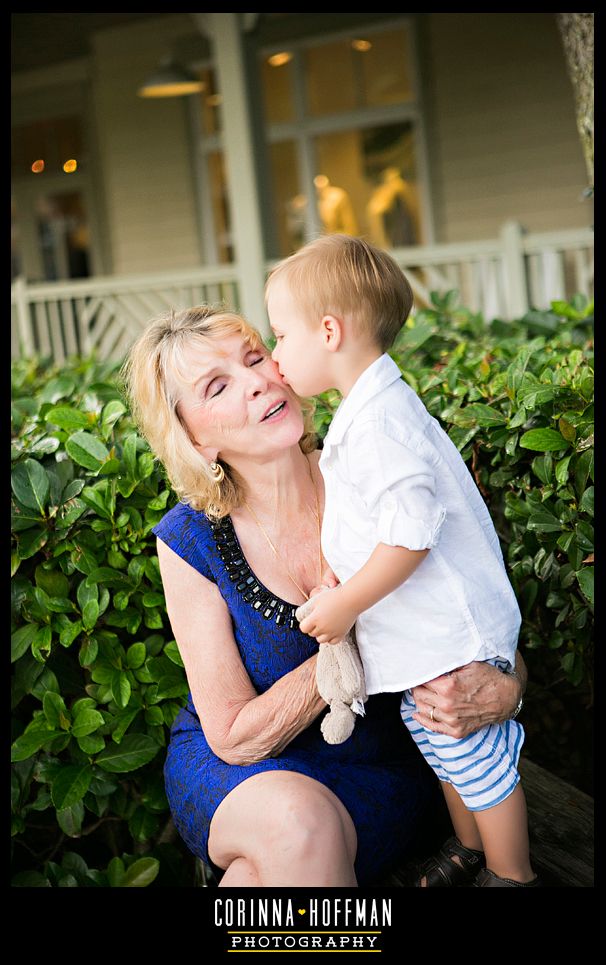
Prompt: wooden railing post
<box><xmin>12</xmin><ymin>276</ymin><xmax>35</xmax><ymax>357</ymax></box>
<box><xmin>500</xmin><ymin>220</ymin><xmax>529</xmax><ymax>320</ymax></box>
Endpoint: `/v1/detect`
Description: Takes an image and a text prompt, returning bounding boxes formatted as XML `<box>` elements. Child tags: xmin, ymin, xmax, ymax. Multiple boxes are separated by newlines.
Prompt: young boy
<box><xmin>265</xmin><ymin>233</ymin><xmax>540</xmax><ymax>888</ymax></box>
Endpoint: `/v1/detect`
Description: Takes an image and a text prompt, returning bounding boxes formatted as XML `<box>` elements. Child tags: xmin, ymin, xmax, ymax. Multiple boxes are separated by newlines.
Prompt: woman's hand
<box><xmin>410</xmin><ymin>656</ymin><xmax>526</xmax><ymax>739</ymax></box>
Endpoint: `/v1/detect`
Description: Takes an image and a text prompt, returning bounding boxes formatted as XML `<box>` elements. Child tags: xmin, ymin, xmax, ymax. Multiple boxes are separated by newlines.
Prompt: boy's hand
<box><xmin>309</xmin><ymin>566</ymin><xmax>340</xmax><ymax>598</ymax></box>
<box><xmin>297</xmin><ymin>587</ymin><xmax>358</xmax><ymax>645</ymax></box>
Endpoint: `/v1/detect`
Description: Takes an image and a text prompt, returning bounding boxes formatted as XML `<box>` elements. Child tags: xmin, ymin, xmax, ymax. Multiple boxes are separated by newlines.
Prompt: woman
<box><xmin>122</xmin><ymin>305</ymin><xmax>526</xmax><ymax>887</ymax></box>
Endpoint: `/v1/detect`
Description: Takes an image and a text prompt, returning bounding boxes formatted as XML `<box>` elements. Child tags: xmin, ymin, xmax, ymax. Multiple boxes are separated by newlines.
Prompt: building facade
<box><xmin>11</xmin><ymin>12</ymin><xmax>593</xmax><ymax>355</ymax></box>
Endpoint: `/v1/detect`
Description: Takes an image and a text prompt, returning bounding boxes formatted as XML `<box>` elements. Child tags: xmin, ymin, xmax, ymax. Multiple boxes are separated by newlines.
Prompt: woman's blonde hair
<box><xmin>121</xmin><ymin>305</ymin><xmax>317</xmax><ymax>518</ymax></box>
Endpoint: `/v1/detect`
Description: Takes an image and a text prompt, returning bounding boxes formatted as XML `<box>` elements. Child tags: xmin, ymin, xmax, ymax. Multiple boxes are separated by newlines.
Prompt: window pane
<box><xmin>357</xmin><ymin>27</ymin><xmax>414</xmax><ymax>106</ymax></box>
<box><xmin>262</xmin><ymin>54</ymin><xmax>295</xmax><ymax>124</ymax></box>
<box><xmin>269</xmin><ymin>140</ymin><xmax>304</xmax><ymax>256</ymax></box>
<box><xmin>313</xmin><ymin>122</ymin><xmax>422</xmax><ymax>247</ymax></box>
<box><xmin>304</xmin><ymin>40</ymin><xmax>356</xmax><ymax>116</ymax></box>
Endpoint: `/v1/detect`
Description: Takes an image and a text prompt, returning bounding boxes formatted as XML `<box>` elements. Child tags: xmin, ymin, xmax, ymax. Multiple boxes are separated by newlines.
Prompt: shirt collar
<box><xmin>324</xmin><ymin>353</ymin><xmax>402</xmax><ymax>448</ymax></box>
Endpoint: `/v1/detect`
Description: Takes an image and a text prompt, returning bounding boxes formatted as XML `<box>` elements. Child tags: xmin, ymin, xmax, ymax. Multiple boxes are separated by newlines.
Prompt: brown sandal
<box><xmin>473</xmin><ymin>868</ymin><xmax>542</xmax><ymax>887</ymax></box>
<box><xmin>410</xmin><ymin>835</ymin><xmax>485</xmax><ymax>887</ymax></box>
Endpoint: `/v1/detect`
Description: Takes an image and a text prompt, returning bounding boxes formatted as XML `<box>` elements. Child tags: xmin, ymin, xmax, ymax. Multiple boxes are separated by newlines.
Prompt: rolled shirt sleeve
<box><xmin>345</xmin><ymin>417</ymin><xmax>446</xmax><ymax>551</ymax></box>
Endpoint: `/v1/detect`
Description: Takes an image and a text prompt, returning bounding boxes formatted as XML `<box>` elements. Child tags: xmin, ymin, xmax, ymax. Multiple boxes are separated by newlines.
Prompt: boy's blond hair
<box><xmin>121</xmin><ymin>305</ymin><xmax>317</xmax><ymax>518</ymax></box>
<box><xmin>265</xmin><ymin>234</ymin><xmax>414</xmax><ymax>351</ymax></box>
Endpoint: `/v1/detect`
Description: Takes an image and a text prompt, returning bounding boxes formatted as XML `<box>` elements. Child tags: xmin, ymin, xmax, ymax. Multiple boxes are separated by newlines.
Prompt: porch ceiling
<box><xmin>11</xmin><ymin>13</ymin><xmax>173</xmax><ymax>73</ymax></box>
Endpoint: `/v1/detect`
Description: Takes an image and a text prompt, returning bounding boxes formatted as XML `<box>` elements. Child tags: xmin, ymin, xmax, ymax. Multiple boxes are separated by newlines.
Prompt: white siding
<box><xmin>91</xmin><ymin>15</ymin><xmax>202</xmax><ymax>275</ymax></box>
<box><xmin>423</xmin><ymin>12</ymin><xmax>591</xmax><ymax>242</ymax></box>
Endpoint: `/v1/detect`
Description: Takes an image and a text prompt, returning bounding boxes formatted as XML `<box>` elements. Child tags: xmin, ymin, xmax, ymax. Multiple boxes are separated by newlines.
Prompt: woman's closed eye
<box><xmin>207</xmin><ymin>353</ymin><xmax>266</xmax><ymax>398</ymax></box>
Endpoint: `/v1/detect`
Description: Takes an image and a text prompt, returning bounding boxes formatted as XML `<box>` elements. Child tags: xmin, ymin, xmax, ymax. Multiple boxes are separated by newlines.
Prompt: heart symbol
<box><xmin>298</xmin><ymin>909</ymin><xmax>306</xmax><ymax>915</ymax></box>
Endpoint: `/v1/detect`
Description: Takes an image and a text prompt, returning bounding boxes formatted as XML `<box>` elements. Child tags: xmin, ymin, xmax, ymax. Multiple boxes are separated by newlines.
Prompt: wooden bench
<box><xmin>196</xmin><ymin>756</ymin><xmax>594</xmax><ymax>888</ymax></box>
<box><xmin>381</xmin><ymin>757</ymin><xmax>594</xmax><ymax>888</ymax></box>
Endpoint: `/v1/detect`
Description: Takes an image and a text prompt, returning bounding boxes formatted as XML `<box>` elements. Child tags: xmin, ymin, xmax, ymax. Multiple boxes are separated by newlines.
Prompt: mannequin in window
<box><xmin>314</xmin><ymin>175</ymin><xmax>358</xmax><ymax>236</ymax></box>
<box><xmin>367</xmin><ymin>167</ymin><xmax>419</xmax><ymax>248</ymax></box>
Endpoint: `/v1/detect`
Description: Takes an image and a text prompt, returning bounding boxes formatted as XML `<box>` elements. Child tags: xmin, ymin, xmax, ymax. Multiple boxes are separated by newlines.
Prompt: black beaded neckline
<box><xmin>209</xmin><ymin>516</ymin><xmax>300</xmax><ymax>629</ymax></box>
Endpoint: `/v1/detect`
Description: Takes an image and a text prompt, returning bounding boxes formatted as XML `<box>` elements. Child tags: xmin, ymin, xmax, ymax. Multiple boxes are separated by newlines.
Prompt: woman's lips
<box><xmin>261</xmin><ymin>400</ymin><xmax>288</xmax><ymax>423</ymax></box>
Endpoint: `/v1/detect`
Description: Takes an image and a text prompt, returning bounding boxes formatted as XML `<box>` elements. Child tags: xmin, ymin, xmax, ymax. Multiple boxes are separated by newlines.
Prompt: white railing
<box><xmin>11</xmin><ymin>222</ymin><xmax>593</xmax><ymax>364</ymax></box>
<box><xmin>390</xmin><ymin>222</ymin><xmax>594</xmax><ymax>321</ymax></box>
<box><xmin>11</xmin><ymin>264</ymin><xmax>241</xmax><ymax>364</ymax></box>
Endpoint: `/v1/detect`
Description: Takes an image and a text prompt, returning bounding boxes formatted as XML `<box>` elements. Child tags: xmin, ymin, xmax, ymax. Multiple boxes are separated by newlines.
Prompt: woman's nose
<box><xmin>244</xmin><ymin>364</ymin><xmax>269</xmax><ymax>398</ymax></box>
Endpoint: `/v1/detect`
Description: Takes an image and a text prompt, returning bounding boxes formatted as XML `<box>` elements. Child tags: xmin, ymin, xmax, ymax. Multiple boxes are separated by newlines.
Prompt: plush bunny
<box><xmin>295</xmin><ymin>588</ymin><xmax>367</xmax><ymax>745</ymax></box>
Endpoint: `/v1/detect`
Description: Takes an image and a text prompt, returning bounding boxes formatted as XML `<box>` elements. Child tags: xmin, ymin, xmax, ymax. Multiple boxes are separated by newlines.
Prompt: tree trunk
<box><xmin>557</xmin><ymin>13</ymin><xmax>594</xmax><ymax>189</ymax></box>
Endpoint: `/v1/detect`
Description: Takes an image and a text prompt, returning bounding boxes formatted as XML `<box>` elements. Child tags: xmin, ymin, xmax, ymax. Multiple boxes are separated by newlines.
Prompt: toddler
<box><xmin>266</xmin><ymin>234</ymin><xmax>540</xmax><ymax>888</ymax></box>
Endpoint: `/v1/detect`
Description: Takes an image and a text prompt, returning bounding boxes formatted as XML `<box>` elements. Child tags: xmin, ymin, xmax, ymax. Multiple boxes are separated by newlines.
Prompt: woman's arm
<box><xmin>157</xmin><ymin>539</ymin><xmax>326</xmax><ymax>766</ymax></box>
<box><xmin>410</xmin><ymin>653</ymin><xmax>527</xmax><ymax>739</ymax></box>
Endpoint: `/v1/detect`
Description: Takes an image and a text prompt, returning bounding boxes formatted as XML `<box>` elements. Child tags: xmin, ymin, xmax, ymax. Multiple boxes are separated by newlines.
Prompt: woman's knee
<box><xmin>267</xmin><ymin>784</ymin><xmax>354</xmax><ymax>863</ymax></box>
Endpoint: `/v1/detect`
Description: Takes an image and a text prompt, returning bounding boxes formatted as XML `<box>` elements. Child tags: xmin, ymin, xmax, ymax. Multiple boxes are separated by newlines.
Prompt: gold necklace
<box><xmin>242</xmin><ymin>455</ymin><xmax>323</xmax><ymax>602</ymax></box>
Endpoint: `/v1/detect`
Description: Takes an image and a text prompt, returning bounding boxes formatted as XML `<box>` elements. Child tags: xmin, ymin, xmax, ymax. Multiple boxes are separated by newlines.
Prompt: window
<box><xmin>260</xmin><ymin>19</ymin><xmax>431</xmax><ymax>258</ymax></box>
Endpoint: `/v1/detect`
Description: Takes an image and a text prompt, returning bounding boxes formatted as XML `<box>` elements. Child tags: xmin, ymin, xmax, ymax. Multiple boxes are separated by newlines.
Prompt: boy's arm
<box><xmin>298</xmin><ymin>544</ymin><xmax>429</xmax><ymax>644</ymax></box>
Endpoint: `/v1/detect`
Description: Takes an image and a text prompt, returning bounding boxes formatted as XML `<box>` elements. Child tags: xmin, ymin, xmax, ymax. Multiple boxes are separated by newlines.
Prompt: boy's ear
<box><xmin>320</xmin><ymin>314</ymin><xmax>343</xmax><ymax>352</ymax></box>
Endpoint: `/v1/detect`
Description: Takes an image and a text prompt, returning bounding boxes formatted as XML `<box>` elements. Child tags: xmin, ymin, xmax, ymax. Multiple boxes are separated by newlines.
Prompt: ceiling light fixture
<box><xmin>138</xmin><ymin>57</ymin><xmax>204</xmax><ymax>98</ymax></box>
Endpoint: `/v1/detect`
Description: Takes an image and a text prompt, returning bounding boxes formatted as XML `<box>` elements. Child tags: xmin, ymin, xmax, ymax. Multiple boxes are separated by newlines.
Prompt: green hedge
<box><xmin>11</xmin><ymin>294</ymin><xmax>593</xmax><ymax>886</ymax></box>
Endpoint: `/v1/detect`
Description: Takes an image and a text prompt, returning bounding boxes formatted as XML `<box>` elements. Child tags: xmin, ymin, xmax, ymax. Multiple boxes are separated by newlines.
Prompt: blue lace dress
<box><xmin>153</xmin><ymin>501</ymin><xmax>445</xmax><ymax>886</ymax></box>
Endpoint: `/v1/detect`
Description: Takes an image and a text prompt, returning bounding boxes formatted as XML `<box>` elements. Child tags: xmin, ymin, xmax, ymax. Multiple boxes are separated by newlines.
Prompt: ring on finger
<box><xmin>430</xmin><ymin>705</ymin><xmax>436</xmax><ymax>723</ymax></box>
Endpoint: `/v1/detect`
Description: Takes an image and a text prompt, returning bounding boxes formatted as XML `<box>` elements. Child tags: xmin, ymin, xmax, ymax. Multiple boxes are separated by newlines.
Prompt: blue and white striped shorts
<box><xmin>400</xmin><ymin>658</ymin><xmax>524</xmax><ymax>812</ymax></box>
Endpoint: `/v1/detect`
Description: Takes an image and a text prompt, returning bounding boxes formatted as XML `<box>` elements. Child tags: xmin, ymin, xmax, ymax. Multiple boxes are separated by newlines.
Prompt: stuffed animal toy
<box><xmin>295</xmin><ymin>587</ymin><xmax>367</xmax><ymax>744</ymax></box>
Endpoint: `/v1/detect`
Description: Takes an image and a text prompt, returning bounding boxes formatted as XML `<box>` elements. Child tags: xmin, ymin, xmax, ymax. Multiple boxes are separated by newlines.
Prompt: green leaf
<box><xmin>12</xmin><ymin>500</ymin><xmax>44</xmax><ymax>532</ymax></box>
<box><xmin>119</xmin><ymin>857</ymin><xmax>160</xmax><ymax>888</ymax></box>
<box><xmin>11</xmin><ymin>720</ymin><xmax>57</xmax><ymax>761</ymax></box>
<box><xmin>107</xmin><ymin>857</ymin><xmax>126</xmax><ymax>887</ymax></box>
<box><xmin>576</xmin><ymin>568</ymin><xmax>593</xmax><ymax>606</ymax></box>
<box><xmin>519</xmin><ymin>428</ymin><xmax>568</xmax><ymax>452</ymax></box>
<box><xmin>142</xmin><ymin>592</ymin><xmax>165</xmax><ymax>608</ymax></box>
<box><xmin>39</xmin><ymin>375</ymin><xmax>77</xmax><ymax>404</ymax></box>
<box><xmin>126</xmin><ymin>642</ymin><xmax>147</xmax><ymax>669</ymax></box>
<box><xmin>51</xmin><ymin>764</ymin><xmax>93</xmax><ymax>810</ymax></box>
<box><xmin>101</xmin><ymin>400</ymin><xmax>127</xmax><ymax>430</ymax></box>
<box><xmin>527</xmin><ymin>512</ymin><xmax>563</xmax><ymax>534</ymax></box>
<box><xmin>95</xmin><ymin>733</ymin><xmax>160</xmax><ymax>773</ymax></box>
<box><xmin>65</xmin><ymin>432</ymin><xmax>110</xmax><ymax>472</ymax></box>
<box><xmin>11</xmin><ymin>459</ymin><xmax>50</xmax><ymax>512</ymax></box>
<box><xmin>531</xmin><ymin>454</ymin><xmax>553</xmax><ymax>486</ymax></box>
<box><xmin>12</xmin><ymin>871</ymin><xmax>51</xmax><ymax>887</ymax></box>
<box><xmin>122</xmin><ymin>433</ymin><xmax>138</xmax><ymax>478</ymax></box>
<box><xmin>77</xmin><ymin>733</ymin><xmax>106</xmax><ymax>755</ymax></box>
<box><xmin>56</xmin><ymin>800</ymin><xmax>84</xmax><ymax>837</ymax></box>
<box><xmin>111</xmin><ymin>670</ymin><xmax>132</xmax><ymax>710</ymax></box>
<box><xmin>32</xmin><ymin>625</ymin><xmax>53</xmax><ymax>663</ymax></box>
<box><xmin>85</xmin><ymin>567</ymin><xmax>131</xmax><ymax>587</ymax></box>
<box><xmin>82</xmin><ymin>600</ymin><xmax>100</xmax><ymax>632</ymax></box>
<box><xmin>17</xmin><ymin>529</ymin><xmax>48</xmax><ymax>560</ymax></box>
<box><xmin>153</xmin><ymin>675</ymin><xmax>189</xmax><ymax>701</ymax></box>
<box><xmin>71</xmin><ymin>708</ymin><xmax>105</xmax><ymax>738</ymax></box>
<box><xmin>43</xmin><ymin>691</ymin><xmax>68</xmax><ymax>729</ymax></box>
<box><xmin>129</xmin><ymin>806</ymin><xmax>160</xmax><ymax>843</ymax></box>
<box><xmin>555</xmin><ymin>455</ymin><xmax>572</xmax><ymax>488</ymax></box>
<box><xmin>35</xmin><ymin>565</ymin><xmax>69</xmax><ymax>599</ymax></box>
<box><xmin>79</xmin><ymin>636</ymin><xmax>98</xmax><ymax>667</ymax></box>
<box><xmin>80</xmin><ymin>486</ymin><xmax>113</xmax><ymax>521</ymax></box>
<box><xmin>59</xmin><ymin>620</ymin><xmax>82</xmax><ymax>648</ymax></box>
<box><xmin>11</xmin><ymin>624</ymin><xmax>39</xmax><ymax>663</ymax></box>
<box><xmin>578</xmin><ymin>486</ymin><xmax>594</xmax><ymax>517</ymax></box>
<box><xmin>45</xmin><ymin>406</ymin><xmax>90</xmax><ymax>431</ymax></box>
<box><xmin>164</xmin><ymin>641</ymin><xmax>184</xmax><ymax>668</ymax></box>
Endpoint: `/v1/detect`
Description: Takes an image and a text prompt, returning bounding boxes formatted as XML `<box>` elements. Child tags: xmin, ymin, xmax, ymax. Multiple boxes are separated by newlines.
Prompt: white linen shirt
<box><xmin>319</xmin><ymin>353</ymin><xmax>521</xmax><ymax>695</ymax></box>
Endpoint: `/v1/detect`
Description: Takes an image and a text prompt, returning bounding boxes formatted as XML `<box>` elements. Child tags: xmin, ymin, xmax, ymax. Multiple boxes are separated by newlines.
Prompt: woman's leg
<box><xmin>208</xmin><ymin>770</ymin><xmax>358</xmax><ymax>887</ymax></box>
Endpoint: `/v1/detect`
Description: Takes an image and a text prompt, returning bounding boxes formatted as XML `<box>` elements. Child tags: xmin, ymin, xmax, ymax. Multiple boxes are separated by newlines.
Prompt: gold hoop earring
<box><xmin>209</xmin><ymin>461</ymin><xmax>225</xmax><ymax>483</ymax></box>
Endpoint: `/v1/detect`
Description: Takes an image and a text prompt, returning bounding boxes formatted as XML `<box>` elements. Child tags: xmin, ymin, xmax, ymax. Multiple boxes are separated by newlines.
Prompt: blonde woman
<box><xmin>122</xmin><ymin>306</ymin><xmax>526</xmax><ymax>887</ymax></box>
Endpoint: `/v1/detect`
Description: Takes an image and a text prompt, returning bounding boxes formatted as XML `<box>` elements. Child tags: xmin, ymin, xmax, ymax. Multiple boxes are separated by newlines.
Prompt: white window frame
<box><xmin>260</xmin><ymin>16</ymin><xmax>435</xmax><ymax>248</ymax></box>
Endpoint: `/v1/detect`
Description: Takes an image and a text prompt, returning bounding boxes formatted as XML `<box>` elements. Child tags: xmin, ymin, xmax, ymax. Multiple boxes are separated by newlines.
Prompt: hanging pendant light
<box><xmin>138</xmin><ymin>57</ymin><xmax>204</xmax><ymax>98</ymax></box>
